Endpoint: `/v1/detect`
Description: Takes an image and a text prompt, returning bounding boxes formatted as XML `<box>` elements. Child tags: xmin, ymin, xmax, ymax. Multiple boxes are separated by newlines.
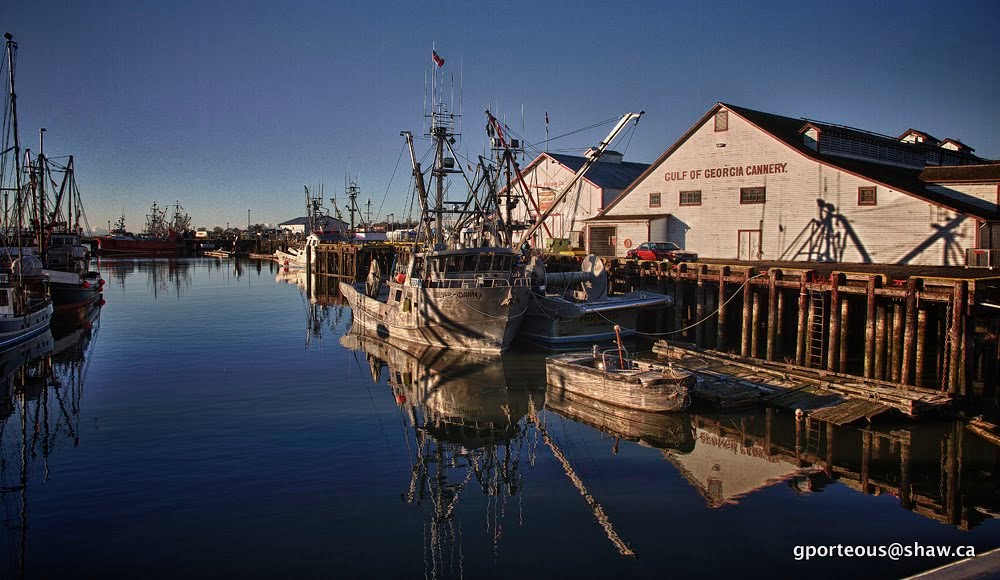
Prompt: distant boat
<box><xmin>546</xmin><ymin>335</ymin><xmax>694</xmax><ymax>413</ymax></box>
<box><xmin>95</xmin><ymin>204</ymin><xmax>186</xmax><ymax>255</ymax></box>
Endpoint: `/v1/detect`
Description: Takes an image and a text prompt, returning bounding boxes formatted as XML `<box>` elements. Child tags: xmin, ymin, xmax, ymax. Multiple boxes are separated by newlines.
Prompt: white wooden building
<box><xmin>508</xmin><ymin>151</ymin><xmax>649</xmax><ymax>250</ymax></box>
<box><xmin>586</xmin><ymin>103</ymin><xmax>999</xmax><ymax>266</ymax></box>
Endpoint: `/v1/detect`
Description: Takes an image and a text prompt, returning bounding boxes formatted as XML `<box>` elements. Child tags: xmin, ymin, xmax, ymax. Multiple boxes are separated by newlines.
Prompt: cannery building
<box><xmin>585</xmin><ymin>103</ymin><xmax>999</xmax><ymax>265</ymax></box>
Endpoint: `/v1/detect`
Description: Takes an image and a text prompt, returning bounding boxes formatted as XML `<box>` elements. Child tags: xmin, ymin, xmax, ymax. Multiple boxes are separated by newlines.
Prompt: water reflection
<box><xmin>341</xmin><ymin>326</ymin><xmax>541</xmax><ymax>577</ymax></box>
<box><xmin>0</xmin><ymin>306</ymin><xmax>101</xmax><ymax>579</ymax></box>
<box><xmin>277</xmin><ymin>269</ymin><xmax>347</xmax><ymax>346</ymax></box>
<box><xmin>97</xmin><ymin>258</ymin><xmax>194</xmax><ymax>299</ymax></box>
<box><xmin>669</xmin><ymin>411</ymin><xmax>1000</xmax><ymax>529</ymax></box>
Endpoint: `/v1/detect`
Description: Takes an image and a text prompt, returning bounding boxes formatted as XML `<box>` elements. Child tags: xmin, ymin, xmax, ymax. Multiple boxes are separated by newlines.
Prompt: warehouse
<box><xmin>508</xmin><ymin>151</ymin><xmax>648</xmax><ymax>251</ymax></box>
<box><xmin>586</xmin><ymin>103</ymin><xmax>999</xmax><ymax>266</ymax></box>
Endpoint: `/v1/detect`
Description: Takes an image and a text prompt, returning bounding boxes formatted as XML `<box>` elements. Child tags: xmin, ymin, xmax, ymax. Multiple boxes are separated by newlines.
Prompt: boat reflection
<box><xmin>0</xmin><ymin>308</ymin><xmax>100</xmax><ymax>579</ymax></box>
<box><xmin>341</xmin><ymin>325</ymin><xmax>542</xmax><ymax>577</ymax></box>
<box><xmin>97</xmin><ymin>257</ymin><xmax>193</xmax><ymax>299</ymax></box>
<box><xmin>277</xmin><ymin>269</ymin><xmax>347</xmax><ymax>346</ymax></box>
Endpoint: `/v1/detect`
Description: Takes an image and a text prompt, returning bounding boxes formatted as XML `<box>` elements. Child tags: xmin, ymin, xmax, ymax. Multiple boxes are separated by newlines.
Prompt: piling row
<box><xmin>617</xmin><ymin>261</ymin><xmax>1000</xmax><ymax>400</ymax></box>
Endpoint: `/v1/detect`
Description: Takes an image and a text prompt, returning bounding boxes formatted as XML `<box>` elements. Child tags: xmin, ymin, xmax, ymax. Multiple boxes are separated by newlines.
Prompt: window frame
<box><xmin>858</xmin><ymin>186</ymin><xmax>877</xmax><ymax>206</ymax></box>
<box><xmin>679</xmin><ymin>190</ymin><xmax>702</xmax><ymax>206</ymax></box>
<box><xmin>739</xmin><ymin>186</ymin><xmax>766</xmax><ymax>204</ymax></box>
<box><xmin>714</xmin><ymin>110</ymin><xmax>729</xmax><ymax>132</ymax></box>
<box><xmin>648</xmin><ymin>192</ymin><xmax>661</xmax><ymax>208</ymax></box>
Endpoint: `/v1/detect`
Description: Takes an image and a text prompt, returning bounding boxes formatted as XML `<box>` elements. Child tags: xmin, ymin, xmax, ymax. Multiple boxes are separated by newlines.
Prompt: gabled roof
<box><xmin>597</xmin><ymin>102</ymin><xmax>996</xmax><ymax>220</ymax></box>
<box><xmin>516</xmin><ymin>152</ymin><xmax>650</xmax><ymax>191</ymax></box>
<box><xmin>898</xmin><ymin>128</ymin><xmax>940</xmax><ymax>144</ymax></box>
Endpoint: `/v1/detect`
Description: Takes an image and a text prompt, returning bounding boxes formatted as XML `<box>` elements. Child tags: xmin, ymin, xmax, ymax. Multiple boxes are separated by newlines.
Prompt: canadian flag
<box><xmin>431</xmin><ymin>50</ymin><xmax>444</xmax><ymax>68</ymax></box>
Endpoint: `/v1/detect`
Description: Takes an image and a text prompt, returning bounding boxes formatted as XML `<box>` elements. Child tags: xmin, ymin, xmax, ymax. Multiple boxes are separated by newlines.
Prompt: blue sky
<box><xmin>5</xmin><ymin>0</ymin><xmax>997</xmax><ymax>231</ymax></box>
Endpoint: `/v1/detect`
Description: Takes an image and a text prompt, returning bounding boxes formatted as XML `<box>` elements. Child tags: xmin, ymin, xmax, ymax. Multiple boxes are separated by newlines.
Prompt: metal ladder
<box><xmin>805</xmin><ymin>418</ymin><xmax>824</xmax><ymax>455</ymax></box>
<box><xmin>808</xmin><ymin>289</ymin><xmax>825</xmax><ymax>369</ymax></box>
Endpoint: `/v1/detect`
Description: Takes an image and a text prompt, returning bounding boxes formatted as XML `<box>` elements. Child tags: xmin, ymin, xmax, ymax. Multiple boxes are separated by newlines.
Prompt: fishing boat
<box><xmin>545</xmin><ymin>327</ymin><xmax>695</xmax><ymax>412</ymax></box>
<box><xmin>95</xmin><ymin>203</ymin><xmax>187</xmax><ymax>255</ymax></box>
<box><xmin>521</xmin><ymin>255</ymin><xmax>670</xmax><ymax>345</ymax></box>
<box><xmin>339</xmin><ymin>79</ymin><xmax>532</xmax><ymax>353</ymax></box>
<box><xmin>0</xmin><ymin>34</ymin><xmax>54</xmax><ymax>351</ymax></box>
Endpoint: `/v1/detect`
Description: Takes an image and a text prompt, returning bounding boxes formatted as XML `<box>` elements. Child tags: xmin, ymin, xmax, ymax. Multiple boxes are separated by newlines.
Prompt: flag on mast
<box><xmin>432</xmin><ymin>50</ymin><xmax>445</xmax><ymax>68</ymax></box>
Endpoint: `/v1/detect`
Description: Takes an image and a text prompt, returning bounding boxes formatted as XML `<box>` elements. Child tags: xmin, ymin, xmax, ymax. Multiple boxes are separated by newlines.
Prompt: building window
<box><xmin>649</xmin><ymin>192</ymin><xmax>661</xmax><ymax>208</ymax></box>
<box><xmin>740</xmin><ymin>187</ymin><xmax>766</xmax><ymax>204</ymax></box>
<box><xmin>679</xmin><ymin>190</ymin><xmax>702</xmax><ymax>206</ymax></box>
<box><xmin>858</xmin><ymin>186</ymin><xmax>877</xmax><ymax>206</ymax></box>
<box><xmin>714</xmin><ymin>110</ymin><xmax>728</xmax><ymax>132</ymax></box>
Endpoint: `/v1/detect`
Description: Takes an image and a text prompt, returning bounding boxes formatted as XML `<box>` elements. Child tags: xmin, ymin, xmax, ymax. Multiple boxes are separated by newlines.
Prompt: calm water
<box><xmin>0</xmin><ymin>257</ymin><xmax>997</xmax><ymax>579</ymax></box>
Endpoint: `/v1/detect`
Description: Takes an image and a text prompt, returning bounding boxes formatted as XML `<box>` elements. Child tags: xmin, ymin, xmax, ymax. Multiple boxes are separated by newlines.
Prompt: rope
<box><xmin>536</xmin><ymin>271</ymin><xmax>768</xmax><ymax>338</ymax></box>
<box><xmin>375</xmin><ymin>143</ymin><xmax>406</xmax><ymax>224</ymax></box>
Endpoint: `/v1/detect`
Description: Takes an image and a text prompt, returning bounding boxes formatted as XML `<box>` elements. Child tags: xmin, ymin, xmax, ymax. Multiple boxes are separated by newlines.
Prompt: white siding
<box><xmin>926</xmin><ymin>183</ymin><xmax>998</xmax><ymax>213</ymax></box>
<box><xmin>603</xmin><ymin>108</ymin><xmax>978</xmax><ymax>266</ymax></box>
<box><xmin>510</xmin><ymin>156</ymin><xmax>604</xmax><ymax>249</ymax></box>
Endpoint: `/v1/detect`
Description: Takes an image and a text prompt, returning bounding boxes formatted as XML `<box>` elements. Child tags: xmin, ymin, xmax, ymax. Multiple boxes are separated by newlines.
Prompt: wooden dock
<box><xmin>585</xmin><ymin>257</ymin><xmax>1000</xmax><ymax>408</ymax></box>
<box><xmin>653</xmin><ymin>340</ymin><xmax>953</xmax><ymax>423</ymax></box>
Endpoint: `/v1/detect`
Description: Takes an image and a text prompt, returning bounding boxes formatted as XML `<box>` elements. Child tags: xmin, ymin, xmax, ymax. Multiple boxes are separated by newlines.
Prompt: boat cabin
<box><xmin>398</xmin><ymin>247</ymin><xmax>524</xmax><ymax>290</ymax></box>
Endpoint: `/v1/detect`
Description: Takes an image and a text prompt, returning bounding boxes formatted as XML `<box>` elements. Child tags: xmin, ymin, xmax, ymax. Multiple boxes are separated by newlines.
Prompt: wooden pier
<box><xmin>311</xmin><ymin>242</ymin><xmax>397</xmax><ymax>283</ymax></box>
<box><xmin>603</xmin><ymin>258</ymin><xmax>1000</xmax><ymax>407</ymax></box>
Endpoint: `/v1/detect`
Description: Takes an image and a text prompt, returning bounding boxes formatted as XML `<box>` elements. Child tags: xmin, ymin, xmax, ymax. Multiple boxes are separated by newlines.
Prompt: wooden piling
<box><xmin>795</xmin><ymin>275</ymin><xmax>809</xmax><ymax>366</ymax></box>
<box><xmin>751</xmin><ymin>290</ymin><xmax>763</xmax><ymax>358</ymax></box>
<box><xmin>915</xmin><ymin>308</ymin><xmax>928</xmax><ymax>388</ymax></box>
<box><xmin>901</xmin><ymin>278</ymin><xmax>920</xmax><ymax>385</ymax></box>
<box><xmin>716</xmin><ymin>267</ymin><xmax>730</xmax><ymax>351</ymax></box>
<box><xmin>766</xmin><ymin>270</ymin><xmax>781</xmax><ymax>361</ymax></box>
<box><xmin>864</xmin><ymin>276</ymin><xmax>879</xmax><ymax>378</ymax></box>
<box><xmin>827</xmin><ymin>274</ymin><xmax>842</xmax><ymax>372</ymax></box>
<box><xmin>891</xmin><ymin>302</ymin><xmax>904</xmax><ymax>383</ymax></box>
<box><xmin>695</xmin><ymin>266</ymin><xmax>707</xmax><ymax>347</ymax></box>
<box><xmin>839</xmin><ymin>298</ymin><xmax>850</xmax><ymax>374</ymax></box>
<box><xmin>948</xmin><ymin>281</ymin><xmax>967</xmax><ymax>396</ymax></box>
<box><xmin>674</xmin><ymin>276</ymin><xmax>686</xmax><ymax>337</ymax></box>
<box><xmin>875</xmin><ymin>304</ymin><xmax>887</xmax><ymax>380</ymax></box>
<box><xmin>776</xmin><ymin>283</ymin><xmax>786</xmax><ymax>358</ymax></box>
<box><xmin>741</xmin><ymin>271</ymin><xmax>754</xmax><ymax>358</ymax></box>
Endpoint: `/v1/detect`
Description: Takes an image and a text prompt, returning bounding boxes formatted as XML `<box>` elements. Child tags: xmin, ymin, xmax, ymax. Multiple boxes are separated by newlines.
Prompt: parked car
<box><xmin>625</xmin><ymin>241</ymin><xmax>698</xmax><ymax>263</ymax></box>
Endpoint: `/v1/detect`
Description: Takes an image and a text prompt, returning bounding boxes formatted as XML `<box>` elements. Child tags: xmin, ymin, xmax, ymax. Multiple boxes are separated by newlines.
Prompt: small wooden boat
<box><xmin>545</xmin><ymin>328</ymin><xmax>695</xmax><ymax>412</ymax></box>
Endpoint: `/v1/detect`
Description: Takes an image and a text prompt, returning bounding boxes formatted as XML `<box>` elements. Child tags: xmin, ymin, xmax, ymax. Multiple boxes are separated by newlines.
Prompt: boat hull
<box><xmin>545</xmin><ymin>352</ymin><xmax>693</xmax><ymax>412</ymax></box>
<box><xmin>340</xmin><ymin>281</ymin><xmax>529</xmax><ymax>354</ymax></box>
<box><xmin>519</xmin><ymin>291</ymin><xmax>670</xmax><ymax>345</ymax></box>
<box><xmin>0</xmin><ymin>302</ymin><xmax>53</xmax><ymax>353</ymax></box>
<box><xmin>96</xmin><ymin>236</ymin><xmax>182</xmax><ymax>255</ymax></box>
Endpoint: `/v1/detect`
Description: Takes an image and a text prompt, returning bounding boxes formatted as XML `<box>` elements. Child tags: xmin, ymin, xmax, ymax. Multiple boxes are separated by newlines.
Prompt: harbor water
<box><xmin>1</xmin><ymin>257</ymin><xmax>998</xmax><ymax>578</ymax></box>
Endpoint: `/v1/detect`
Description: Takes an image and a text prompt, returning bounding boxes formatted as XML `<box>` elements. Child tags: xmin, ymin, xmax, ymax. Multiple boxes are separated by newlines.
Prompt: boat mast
<box><xmin>401</xmin><ymin>130</ymin><xmax>433</xmax><ymax>243</ymax></box>
<box><xmin>4</xmin><ymin>33</ymin><xmax>24</xmax><ymax>248</ymax></box>
<box><xmin>518</xmin><ymin>111</ymin><xmax>644</xmax><ymax>248</ymax></box>
<box><xmin>37</xmin><ymin>128</ymin><xmax>46</xmax><ymax>261</ymax></box>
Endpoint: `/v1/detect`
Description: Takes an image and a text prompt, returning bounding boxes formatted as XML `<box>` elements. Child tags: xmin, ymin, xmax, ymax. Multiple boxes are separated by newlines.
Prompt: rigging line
<box><xmin>375</xmin><ymin>143</ymin><xmax>407</xmax><ymax>224</ymax></box>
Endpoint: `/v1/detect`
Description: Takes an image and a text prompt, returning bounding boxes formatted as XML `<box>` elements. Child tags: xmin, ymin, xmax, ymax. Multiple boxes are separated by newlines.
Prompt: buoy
<box><xmin>98</xmin><ymin>278</ymin><xmax>105</xmax><ymax>286</ymax></box>
<box><xmin>395</xmin><ymin>394</ymin><xmax>406</xmax><ymax>405</ymax></box>
<box><xmin>82</xmin><ymin>281</ymin><xmax>91</xmax><ymax>288</ymax></box>
<box><xmin>396</xmin><ymin>273</ymin><xmax>406</xmax><ymax>284</ymax></box>
<box><xmin>623</xmin><ymin>238</ymin><xmax>632</xmax><ymax>249</ymax></box>
<box><xmin>99</xmin><ymin>299</ymin><xmax>106</xmax><ymax>306</ymax></box>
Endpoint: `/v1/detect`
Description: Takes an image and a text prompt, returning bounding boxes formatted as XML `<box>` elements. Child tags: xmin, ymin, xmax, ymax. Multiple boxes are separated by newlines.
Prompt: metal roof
<box><xmin>545</xmin><ymin>153</ymin><xmax>650</xmax><ymax>190</ymax></box>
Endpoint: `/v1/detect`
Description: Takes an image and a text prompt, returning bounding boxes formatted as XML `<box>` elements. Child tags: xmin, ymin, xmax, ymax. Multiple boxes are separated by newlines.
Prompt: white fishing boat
<box><xmin>520</xmin><ymin>254</ymin><xmax>671</xmax><ymax>345</ymax></box>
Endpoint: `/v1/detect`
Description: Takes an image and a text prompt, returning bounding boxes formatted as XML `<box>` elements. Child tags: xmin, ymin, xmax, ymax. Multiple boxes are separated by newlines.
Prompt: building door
<box><xmin>738</xmin><ymin>229</ymin><xmax>762</xmax><ymax>261</ymax></box>
<box><xmin>588</xmin><ymin>226</ymin><xmax>617</xmax><ymax>257</ymax></box>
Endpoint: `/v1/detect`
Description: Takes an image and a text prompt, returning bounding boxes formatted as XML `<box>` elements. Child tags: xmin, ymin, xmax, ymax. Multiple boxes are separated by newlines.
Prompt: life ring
<box><xmin>623</xmin><ymin>239</ymin><xmax>632</xmax><ymax>249</ymax></box>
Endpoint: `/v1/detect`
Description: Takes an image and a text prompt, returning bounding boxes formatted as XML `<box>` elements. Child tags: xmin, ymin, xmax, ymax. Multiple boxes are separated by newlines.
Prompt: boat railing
<box><xmin>420</xmin><ymin>274</ymin><xmax>532</xmax><ymax>289</ymax></box>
